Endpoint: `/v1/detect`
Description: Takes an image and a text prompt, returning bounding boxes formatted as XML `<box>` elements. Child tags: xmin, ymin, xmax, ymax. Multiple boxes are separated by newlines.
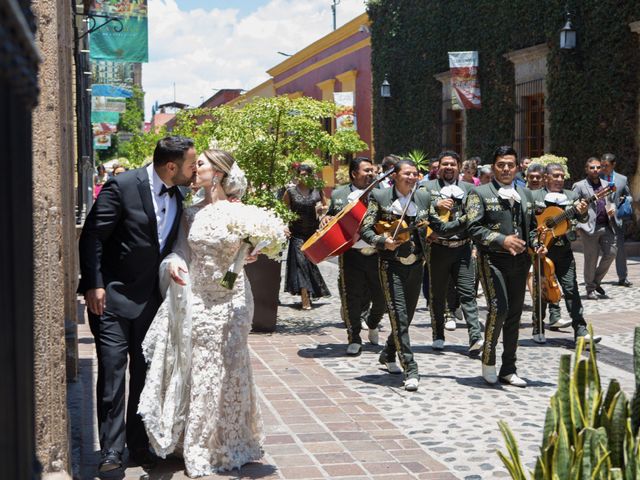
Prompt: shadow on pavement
<box><xmin>275</xmin><ymin>318</ymin><xmax>343</xmax><ymax>336</ymax></box>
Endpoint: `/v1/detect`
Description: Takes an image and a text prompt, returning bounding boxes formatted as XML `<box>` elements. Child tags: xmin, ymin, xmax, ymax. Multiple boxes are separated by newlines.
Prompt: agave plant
<box><xmin>404</xmin><ymin>149</ymin><xmax>430</xmax><ymax>172</ymax></box>
<box><xmin>499</xmin><ymin>325</ymin><xmax>640</xmax><ymax>479</ymax></box>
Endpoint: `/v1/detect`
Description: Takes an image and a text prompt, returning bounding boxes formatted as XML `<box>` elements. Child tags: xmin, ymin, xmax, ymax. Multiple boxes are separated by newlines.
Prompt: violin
<box><xmin>374</xmin><ymin>220</ymin><xmax>429</xmax><ymax>243</ymax></box>
<box><xmin>534</xmin><ymin>256</ymin><xmax>562</xmax><ymax>304</ymax></box>
<box><xmin>530</xmin><ymin>226</ymin><xmax>562</xmax><ymax>335</ymax></box>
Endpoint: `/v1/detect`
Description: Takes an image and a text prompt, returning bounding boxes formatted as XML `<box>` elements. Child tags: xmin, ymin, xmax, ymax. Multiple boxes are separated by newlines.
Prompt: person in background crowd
<box><xmin>466</xmin><ymin>146</ymin><xmax>544</xmax><ymax>387</ymax></box>
<box><xmin>113</xmin><ymin>164</ymin><xmax>127</xmax><ymax>176</ymax></box>
<box><xmin>600</xmin><ymin>153</ymin><xmax>633</xmax><ymax>287</ymax></box>
<box><xmin>283</xmin><ymin>164</ymin><xmax>331</xmax><ymax>309</ymax></box>
<box><xmin>477</xmin><ymin>165</ymin><xmax>493</xmax><ymax>185</ymax></box>
<box><xmin>380</xmin><ymin>155</ymin><xmax>401</xmax><ymax>188</ymax></box>
<box><xmin>515</xmin><ymin>157</ymin><xmax>532</xmax><ymax>187</ymax></box>
<box><xmin>572</xmin><ymin>157</ymin><xmax>618</xmax><ymax>300</ymax></box>
<box><xmin>427</xmin><ymin>158</ymin><xmax>440</xmax><ymax>180</ymax></box>
<box><xmin>321</xmin><ymin>157</ymin><xmax>386</xmax><ymax>356</ymax></box>
<box><xmin>94</xmin><ymin>164</ymin><xmax>109</xmax><ymax>200</ymax></box>
<box><xmin>460</xmin><ymin>158</ymin><xmax>480</xmax><ymax>186</ymax></box>
<box><xmin>525</xmin><ymin>163</ymin><xmax>544</xmax><ymax>190</ymax></box>
<box><xmin>524</xmin><ymin>162</ymin><xmax>547</xmax><ymax>305</ymax></box>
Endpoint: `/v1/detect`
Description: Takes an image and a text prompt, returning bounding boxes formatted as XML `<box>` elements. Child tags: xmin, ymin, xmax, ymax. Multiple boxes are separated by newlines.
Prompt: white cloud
<box><xmin>143</xmin><ymin>0</ymin><xmax>366</xmax><ymax>118</ymax></box>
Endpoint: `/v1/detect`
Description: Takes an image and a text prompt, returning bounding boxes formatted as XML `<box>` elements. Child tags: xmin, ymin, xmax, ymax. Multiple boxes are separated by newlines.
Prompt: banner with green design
<box><xmin>90</xmin><ymin>0</ymin><xmax>148</xmax><ymax>63</ymax></box>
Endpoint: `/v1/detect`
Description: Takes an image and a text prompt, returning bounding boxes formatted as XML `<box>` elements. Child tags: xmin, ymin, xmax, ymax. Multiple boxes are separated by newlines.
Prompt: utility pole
<box><xmin>331</xmin><ymin>0</ymin><xmax>341</xmax><ymax>30</ymax></box>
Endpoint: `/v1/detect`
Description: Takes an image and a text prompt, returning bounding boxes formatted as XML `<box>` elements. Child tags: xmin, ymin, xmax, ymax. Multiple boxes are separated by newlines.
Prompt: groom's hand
<box><xmin>85</xmin><ymin>288</ymin><xmax>106</xmax><ymax>316</ymax></box>
<box><xmin>169</xmin><ymin>263</ymin><xmax>188</xmax><ymax>286</ymax></box>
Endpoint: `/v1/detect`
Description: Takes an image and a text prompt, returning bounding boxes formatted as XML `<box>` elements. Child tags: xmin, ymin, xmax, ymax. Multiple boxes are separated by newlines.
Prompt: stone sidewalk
<box><xmin>70</xmin><ymin>252</ymin><xmax>640</xmax><ymax>479</ymax></box>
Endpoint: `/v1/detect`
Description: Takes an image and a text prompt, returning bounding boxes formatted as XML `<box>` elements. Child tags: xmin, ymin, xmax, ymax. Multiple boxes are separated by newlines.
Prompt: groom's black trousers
<box><xmin>88</xmin><ymin>294</ymin><xmax>160</xmax><ymax>454</ymax></box>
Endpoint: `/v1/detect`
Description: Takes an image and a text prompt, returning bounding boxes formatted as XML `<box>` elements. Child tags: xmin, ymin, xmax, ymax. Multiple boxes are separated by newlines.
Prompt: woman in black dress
<box><xmin>283</xmin><ymin>165</ymin><xmax>331</xmax><ymax>309</ymax></box>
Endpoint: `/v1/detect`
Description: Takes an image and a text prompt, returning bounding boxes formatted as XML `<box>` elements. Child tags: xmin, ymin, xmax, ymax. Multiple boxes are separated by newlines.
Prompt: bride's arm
<box><xmin>163</xmin><ymin>213</ymin><xmax>192</xmax><ymax>288</ymax></box>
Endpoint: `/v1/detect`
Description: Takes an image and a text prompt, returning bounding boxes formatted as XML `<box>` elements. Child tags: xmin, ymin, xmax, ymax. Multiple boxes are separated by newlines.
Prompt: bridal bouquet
<box><xmin>220</xmin><ymin>204</ymin><xmax>287</xmax><ymax>289</ymax></box>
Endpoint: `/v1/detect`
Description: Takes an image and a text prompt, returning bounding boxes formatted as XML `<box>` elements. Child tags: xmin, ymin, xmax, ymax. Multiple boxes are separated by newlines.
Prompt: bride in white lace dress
<box><xmin>138</xmin><ymin>149</ymin><xmax>264</xmax><ymax>477</ymax></box>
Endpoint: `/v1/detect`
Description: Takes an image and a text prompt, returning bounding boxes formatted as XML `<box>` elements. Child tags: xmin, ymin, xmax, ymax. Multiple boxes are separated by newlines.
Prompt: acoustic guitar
<box><xmin>536</xmin><ymin>184</ymin><xmax>616</xmax><ymax>248</ymax></box>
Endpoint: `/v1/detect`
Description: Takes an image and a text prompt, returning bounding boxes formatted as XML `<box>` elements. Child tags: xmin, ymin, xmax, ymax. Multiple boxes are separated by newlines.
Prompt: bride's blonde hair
<box><xmin>201</xmin><ymin>149</ymin><xmax>247</xmax><ymax>199</ymax></box>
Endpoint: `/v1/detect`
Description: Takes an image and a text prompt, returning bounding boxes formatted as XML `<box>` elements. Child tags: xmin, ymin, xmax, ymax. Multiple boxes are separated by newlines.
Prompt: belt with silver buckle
<box><xmin>397</xmin><ymin>253</ymin><xmax>419</xmax><ymax>265</ymax></box>
<box><xmin>432</xmin><ymin>238</ymin><xmax>470</xmax><ymax>249</ymax></box>
<box><xmin>357</xmin><ymin>246</ymin><xmax>376</xmax><ymax>256</ymax></box>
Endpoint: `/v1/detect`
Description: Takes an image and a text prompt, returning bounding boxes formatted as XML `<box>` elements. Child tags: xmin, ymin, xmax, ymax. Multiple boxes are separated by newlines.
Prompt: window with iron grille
<box><xmin>514</xmin><ymin>79</ymin><xmax>545</xmax><ymax>159</ymax></box>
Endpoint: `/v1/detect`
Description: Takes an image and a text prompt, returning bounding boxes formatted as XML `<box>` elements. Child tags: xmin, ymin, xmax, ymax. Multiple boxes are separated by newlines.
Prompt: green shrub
<box><xmin>498</xmin><ymin>325</ymin><xmax>640</xmax><ymax>478</ymax></box>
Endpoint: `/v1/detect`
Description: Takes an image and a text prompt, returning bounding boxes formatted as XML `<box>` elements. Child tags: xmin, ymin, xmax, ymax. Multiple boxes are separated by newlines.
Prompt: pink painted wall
<box><xmin>274</xmin><ymin>43</ymin><xmax>372</xmax><ymax>159</ymax></box>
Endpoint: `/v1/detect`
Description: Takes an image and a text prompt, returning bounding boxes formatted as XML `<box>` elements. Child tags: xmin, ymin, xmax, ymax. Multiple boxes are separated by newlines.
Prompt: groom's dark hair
<box><xmin>153</xmin><ymin>136</ymin><xmax>195</xmax><ymax>167</ymax></box>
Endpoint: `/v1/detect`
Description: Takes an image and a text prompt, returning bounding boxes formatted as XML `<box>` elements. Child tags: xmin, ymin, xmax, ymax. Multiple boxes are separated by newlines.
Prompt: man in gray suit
<box><xmin>572</xmin><ymin>157</ymin><xmax>617</xmax><ymax>300</ymax></box>
<box><xmin>601</xmin><ymin>153</ymin><xmax>633</xmax><ymax>287</ymax></box>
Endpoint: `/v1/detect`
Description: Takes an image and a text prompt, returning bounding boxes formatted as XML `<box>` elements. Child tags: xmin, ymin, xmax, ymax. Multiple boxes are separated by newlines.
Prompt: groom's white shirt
<box><xmin>147</xmin><ymin>163</ymin><xmax>178</xmax><ymax>251</ymax></box>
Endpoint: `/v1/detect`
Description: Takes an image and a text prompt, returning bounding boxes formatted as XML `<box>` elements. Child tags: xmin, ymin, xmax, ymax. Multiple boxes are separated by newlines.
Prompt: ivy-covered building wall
<box><xmin>368</xmin><ymin>0</ymin><xmax>640</xmax><ymax>181</ymax></box>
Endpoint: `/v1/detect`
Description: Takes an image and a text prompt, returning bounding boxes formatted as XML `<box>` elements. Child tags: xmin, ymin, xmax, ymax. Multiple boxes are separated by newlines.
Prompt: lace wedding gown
<box><xmin>139</xmin><ymin>201</ymin><xmax>264</xmax><ymax>478</ymax></box>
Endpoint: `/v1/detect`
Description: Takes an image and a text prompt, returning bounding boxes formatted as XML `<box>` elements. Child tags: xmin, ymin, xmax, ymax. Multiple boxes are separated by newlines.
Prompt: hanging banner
<box><xmin>448</xmin><ymin>51</ymin><xmax>481</xmax><ymax>110</ymax></box>
<box><xmin>91</xmin><ymin>110</ymin><xmax>120</xmax><ymax>124</ymax></box>
<box><xmin>92</xmin><ymin>122</ymin><xmax>118</xmax><ymax>135</ymax></box>
<box><xmin>90</xmin><ymin>0</ymin><xmax>148</xmax><ymax>63</ymax></box>
<box><xmin>91</xmin><ymin>84</ymin><xmax>133</xmax><ymax>98</ymax></box>
<box><xmin>333</xmin><ymin>92</ymin><xmax>357</xmax><ymax>131</ymax></box>
<box><xmin>92</xmin><ymin>60</ymin><xmax>139</xmax><ymax>86</ymax></box>
<box><xmin>92</xmin><ymin>96</ymin><xmax>127</xmax><ymax>113</ymax></box>
<box><xmin>94</xmin><ymin>134</ymin><xmax>112</xmax><ymax>150</ymax></box>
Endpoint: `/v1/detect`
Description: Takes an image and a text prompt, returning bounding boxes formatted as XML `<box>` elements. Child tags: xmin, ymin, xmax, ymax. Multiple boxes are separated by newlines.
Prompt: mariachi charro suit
<box><xmin>465</xmin><ymin>180</ymin><xmax>539</xmax><ymax>377</ymax></box>
<box><xmin>360</xmin><ymin>187</ymin><xmax>431</xmax><ymax>380</ymax></box>
<box><xmin>327</xmin><ymin>184</ymin><xmax>385</xmax><ymax>347</ymax></box>
<box><xmin>530</xmin><ymin>188</ymin><xmax>589</xmax><ymax>337</ymax></box>
<box><xmin>423</xmin><ymin>179</ymin><xmax>482</xmax><ymax>347</ymax></box>
<box><xmin>360</xmin><ymin>185</ymin><xmax>471</xmax><ymax>381</ymax></box>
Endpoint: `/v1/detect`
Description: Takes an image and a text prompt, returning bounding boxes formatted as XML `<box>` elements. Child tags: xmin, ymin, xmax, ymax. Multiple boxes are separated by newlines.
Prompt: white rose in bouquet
<box><xmin>220</xmin><ymin>204</ymin><xmax>287</xmax><ymax>289</ymax></box>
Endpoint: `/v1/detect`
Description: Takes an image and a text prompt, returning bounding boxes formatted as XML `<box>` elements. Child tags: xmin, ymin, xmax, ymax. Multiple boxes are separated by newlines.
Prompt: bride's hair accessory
<box><xmin>222</xmin><ymin>162</ymin><xmax>248</xmax><ymax>199</ymax></box>
<box><xmin>202</xmin><ymin>149</ymin><xmax>247</xmax><ymax>199</ymax></box>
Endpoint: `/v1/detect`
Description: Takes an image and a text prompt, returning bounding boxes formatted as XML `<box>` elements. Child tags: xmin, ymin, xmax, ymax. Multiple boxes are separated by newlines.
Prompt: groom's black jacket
<box><xmin>78</xmin><ymin>166</ymin><xmax>183</xmax><ymax>319</ymax></box>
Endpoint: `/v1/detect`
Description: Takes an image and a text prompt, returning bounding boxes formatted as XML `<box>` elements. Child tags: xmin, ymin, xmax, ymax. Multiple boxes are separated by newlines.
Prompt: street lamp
<box><xmin>380</xmin><ymin>74</ymin><xmax>391</xmax><ymax>98</ymax></box>
<box><xmin>560</xmin><ymin>9</ymin><xmax>576</xmax><ymax>50</ymax></box>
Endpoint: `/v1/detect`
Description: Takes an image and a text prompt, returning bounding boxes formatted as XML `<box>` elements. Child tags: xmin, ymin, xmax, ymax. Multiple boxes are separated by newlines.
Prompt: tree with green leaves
<box><xmin>119</xmin><ymin>96</ymin><xmax>367</xmax><ymax>221</ymax></box>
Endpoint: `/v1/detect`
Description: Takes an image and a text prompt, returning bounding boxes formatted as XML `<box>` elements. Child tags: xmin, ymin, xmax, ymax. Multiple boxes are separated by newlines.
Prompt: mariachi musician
<box><xmin>359</xmin><ymin>159</ymin><xmax>466</xmax><ymax>391</ymax></box>
<box><xmin>465</xmin><ymin>146</ymin><xmax>545</xmax><ymax>388</ymax></box>
<box><xmin>359</xmin><ymin>159</ymin><xmax>428</xmax><ymax>391</ymax></box>
<box><xmin>530</xmin><ymin>163</ymin><xmax>601</xmax><ymax>345</ymax></box>
<box><xmin>321</xmin><ymin>157</ymin><xmax>386</xmax><ymax>356</ymax></box>
<box><xmin>422</xmin><ymin>151</ymin><xmax>483</xmax><ymax>355</ymax></box>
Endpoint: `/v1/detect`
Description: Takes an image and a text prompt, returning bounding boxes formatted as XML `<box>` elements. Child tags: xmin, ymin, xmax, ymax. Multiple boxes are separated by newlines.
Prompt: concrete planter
<box><xmin>245</xmin><ymin>255</ymin><xmax>281</xmax><ymax>332</ymax></box>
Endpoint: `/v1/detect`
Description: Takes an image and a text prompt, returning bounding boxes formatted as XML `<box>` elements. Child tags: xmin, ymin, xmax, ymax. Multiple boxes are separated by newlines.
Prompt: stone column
<box><xmin>31</xmin><ymin>0</ymin><xmax>76</xmax><ymax>474</ymax></box>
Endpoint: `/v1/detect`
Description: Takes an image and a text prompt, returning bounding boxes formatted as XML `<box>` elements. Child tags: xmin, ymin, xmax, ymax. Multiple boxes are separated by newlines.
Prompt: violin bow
<box><xmin>392</xmin><ymin>184</ymin><xmax>418</xmax><ymax>240</ymax></box>
<box><xmin>535</xmin><ymin>230</ymin><xmax>544</xmax><ymax>337</ymax></box>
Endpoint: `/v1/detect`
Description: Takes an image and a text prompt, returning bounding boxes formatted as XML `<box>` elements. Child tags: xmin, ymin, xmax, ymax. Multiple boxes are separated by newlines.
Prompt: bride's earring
<box><xmin>210</xmin><ymin>174</ymin><xmax>220</xmax><ymax>194</ymax></box>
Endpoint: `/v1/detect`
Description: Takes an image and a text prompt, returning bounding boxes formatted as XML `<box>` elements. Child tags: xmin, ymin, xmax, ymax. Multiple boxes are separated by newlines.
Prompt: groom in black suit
<box><xmin>78</xmin><ymin>136</ymin><xmax>197</xmax><ymax>472</ymax></box>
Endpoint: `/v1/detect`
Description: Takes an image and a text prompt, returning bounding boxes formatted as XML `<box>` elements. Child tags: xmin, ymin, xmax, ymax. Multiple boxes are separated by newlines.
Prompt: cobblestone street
<box><xmin>72</xmin><ymin>251</ymin><xmax>640</xmax><ymax>479</ymax></box>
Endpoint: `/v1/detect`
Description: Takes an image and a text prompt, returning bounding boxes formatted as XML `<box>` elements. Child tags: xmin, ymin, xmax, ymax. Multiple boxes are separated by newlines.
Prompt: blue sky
<box><xmin>143</xmin><ymin>0</ymin><xmax>366</xmax><ymax>118</ymax></box>
<box><xmin>174</xmin><ymin>0</ymin><xmax>270</xmax><ymax>17</ymax></box>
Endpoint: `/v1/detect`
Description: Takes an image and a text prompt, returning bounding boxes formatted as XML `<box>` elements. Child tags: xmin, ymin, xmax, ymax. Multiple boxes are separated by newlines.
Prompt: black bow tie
<box><xmin>159</xmin><ymin>184</ymin><xmax>178</xmax><ymax>197</ymax></box>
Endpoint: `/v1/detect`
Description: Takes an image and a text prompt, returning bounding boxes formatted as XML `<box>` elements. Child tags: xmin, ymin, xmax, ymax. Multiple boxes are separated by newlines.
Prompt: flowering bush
<box><xmin>529</xmin><ymin>153</ymin><xmax>571</xmax><ymax>179</ymax></box>
<box><xmin>121</xmin><ymin>96</ymin><xmax>367</xmax><ymax>223</ymax></box>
